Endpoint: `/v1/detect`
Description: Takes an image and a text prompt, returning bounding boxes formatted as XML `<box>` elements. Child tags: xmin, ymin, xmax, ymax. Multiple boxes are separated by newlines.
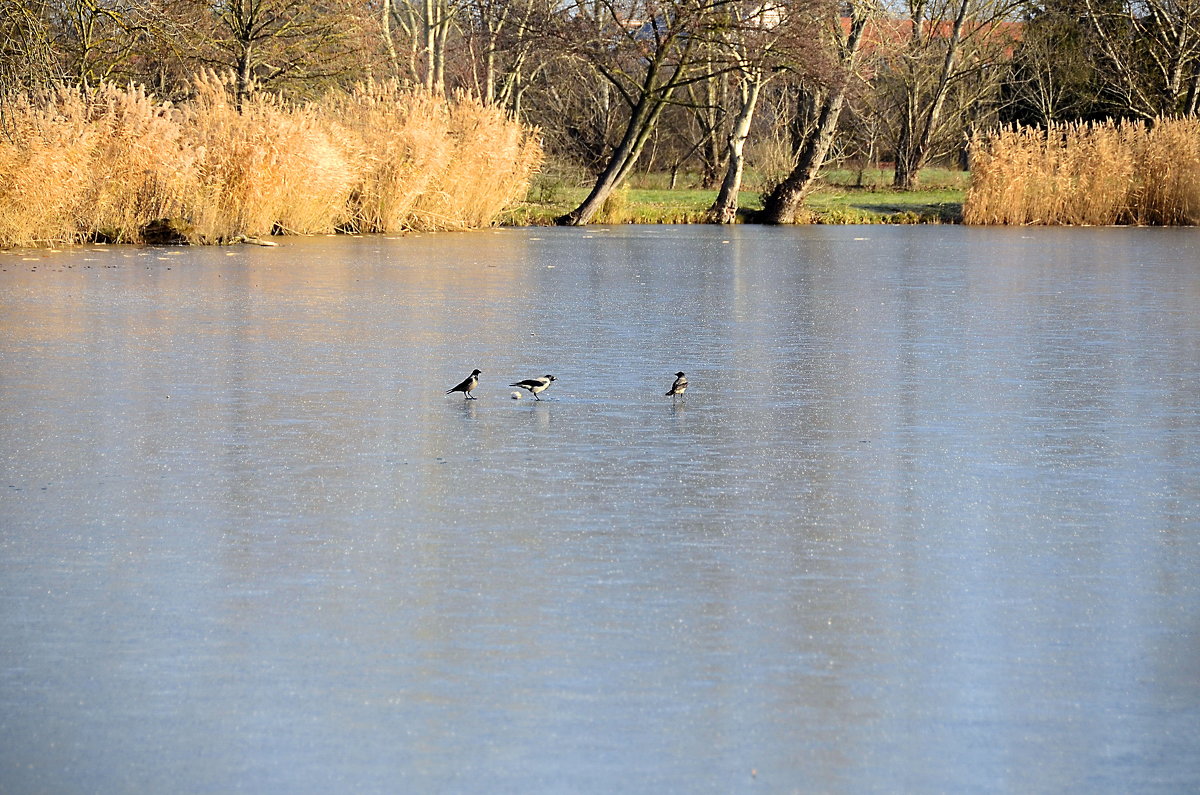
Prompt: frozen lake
<box><xmin>2</xmin><ymin>225</ymin><xmax>1199</xmax><ymax>792</ymax></box>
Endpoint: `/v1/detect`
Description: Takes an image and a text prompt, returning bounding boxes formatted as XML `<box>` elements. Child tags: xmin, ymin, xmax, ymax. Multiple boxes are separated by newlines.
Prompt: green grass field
<box><xmin>505</xmin><ymin>168</ymin><xmax>968</xmax><ymax>225</ymax></box>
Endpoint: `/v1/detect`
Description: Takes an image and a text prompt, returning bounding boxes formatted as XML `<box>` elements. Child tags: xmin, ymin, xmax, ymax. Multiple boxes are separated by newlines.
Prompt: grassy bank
<box><xmin>505</xmin><ymin>167</ymin><xmax>967</xmax><ymax>225</ymax></box>
<box><xmin>965</xmin><ymin>118</ymin><xmax>1200</xmax><ymax>225</ymax></box>
<box><xmin>0</xmin><ymin>76</ymin><xmax>542</xmax><ymax>247</ymax></box>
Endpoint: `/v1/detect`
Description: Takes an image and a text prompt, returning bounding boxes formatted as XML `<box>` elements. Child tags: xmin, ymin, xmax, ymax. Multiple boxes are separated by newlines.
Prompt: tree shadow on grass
<box><xmin>849</xmin><ymin>201</ymin><xmax>963</xmax><ymax>223</ymax></box>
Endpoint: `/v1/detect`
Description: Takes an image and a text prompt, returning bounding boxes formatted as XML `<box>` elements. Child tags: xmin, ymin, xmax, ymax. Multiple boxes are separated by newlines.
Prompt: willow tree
<box><xmin>201</xmin><ymin>0</ymin><xmax>370</xmax><ymax>107</ymax></box>
<box><xmin>382</xmin><ymin>0</ymin><xmax>458</xmax><ymax>92</ymax></box>
<box><xmin>550</xmin><ymin>0</ymin><xmax>724</xmax><ymax>225</ymax></box>
<box><xmin>883</xmin><ymin>0</ymin><xmax>1020</xmax><ymax>189</ymax></box>
<box><xmin>1079</xmin><ymin>0</ymin><xmax>1200</xmax><ymax>118</ymax></box>
<box><xmin>706</xmin><ymin>0</ymin><xmax>829</xmax><ymax>223</ymax></box>
<box><xmin>759</xmin><ymin>0</ymin><xmax>869</xmax><ymax>223</ymax></box>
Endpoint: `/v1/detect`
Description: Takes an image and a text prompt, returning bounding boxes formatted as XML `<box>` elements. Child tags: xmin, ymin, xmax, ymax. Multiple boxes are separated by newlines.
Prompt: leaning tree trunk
<box><xmin>760</xmin><ymin>12</ymin><xmax>866</xmax><ymax>224</ymax></box>
<box><xmin>760</xmin><ymin>90</ymin><xmax>847</xmax><ymax>223</ymax></box>
<box><xmin>556</xmin><ymin>38</ymin><xmax>692</xmax><ymax>227</ymax></box>
<box><xmin>707</xmin><ymin>71</ymin><xmax>763</xmax><ymax>224</ymax></box>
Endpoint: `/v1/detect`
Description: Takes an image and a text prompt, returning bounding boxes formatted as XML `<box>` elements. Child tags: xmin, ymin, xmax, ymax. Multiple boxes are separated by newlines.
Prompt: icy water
<box><xmin>2</xmin><ymin>226</ymin><xmax>1199</xmax><ymax>793</ymax></box>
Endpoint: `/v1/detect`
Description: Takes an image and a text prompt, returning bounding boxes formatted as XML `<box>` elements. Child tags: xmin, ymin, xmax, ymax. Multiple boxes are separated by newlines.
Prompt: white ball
<box><xmin>511</xmin><ymin>391</ymin><xmax>522</xmax><ymax>400</ymax></box>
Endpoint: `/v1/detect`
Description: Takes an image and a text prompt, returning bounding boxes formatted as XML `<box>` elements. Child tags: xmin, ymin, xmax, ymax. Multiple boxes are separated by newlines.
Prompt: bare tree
<box><xmin>393</xmin><ymin>0</ymin><xmax>457</xmax><ymax>92</ymax></box>
<box><xmin>759</xmin><ymin>0</ymin><xmax>869</xmax><ymax>223</ymax></box>
<box><xmin>46</xmin><ymin>0</ymin><xmax>188</xmax><ymax>90</ymax></box>
<box><xmin>703</xmin><ymin>0</ymin><xmax>834</xmax><ymax>222</ymax></box>
<box><xmin>1001</xmin><ymin>0</ymin><xmax>1097</xmax><ymax>124</ymax></box>
<box><xmin>458</xmin><ymin>0</ymin><xmax>549</xmax><ymax>111</ymax></box>
<box><xmin>1</xmin><ymin>0</ymin><xmax>57</xmax><ymax>94</ymax></box>
<box><xmin>1080</xmin><ymin>0</ymin><xmax>1200</xmax><ymax>117</ymax></box>
<box><xmin>549</xmin><ymin>0</ymin><xmax>726</xmax><ymax>225</ymax></box>
<box><xmin>692</xmin><ymin>70</ymin><xmax>731</xmax><ymax>187</ymax></box>
<box><xmin>0</xmin><ymin>0</ymin><xmax>56</xmax><ymax>137</ymax></box>
<box><xmin>705</xmin><ymin>0</ymin><xmax>787</xmax><ymax>222</ymax></box>
<box><xmin>524</xmin><ymin>48</ymin><xmax>621</xmax><ymax>169</ymax></box>
<box><xmin>883</xmin><ymin>0</ymin><xmax>1019</xmax><ymax>189</ymax></box>
<box><xmin>198</xmin><ymin>0</ymin><xmax>370</xmax><ymax>107</ymax></box>
<box><xmin>705</xmin><ymin>66</ymin><xmax>763</xmax><ymax>220</ymax></box>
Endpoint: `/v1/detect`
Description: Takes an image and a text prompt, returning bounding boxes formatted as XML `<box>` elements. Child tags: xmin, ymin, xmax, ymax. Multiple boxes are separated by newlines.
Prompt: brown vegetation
<box><xmin>0</xmin><ymin>74</ymin><xmax>542</xmax><ymax>247</ymax></box>
<box><xmin>964</xmin><ymin>118</ymin><xmax>1200</xmax><ymax>225</ymax></box>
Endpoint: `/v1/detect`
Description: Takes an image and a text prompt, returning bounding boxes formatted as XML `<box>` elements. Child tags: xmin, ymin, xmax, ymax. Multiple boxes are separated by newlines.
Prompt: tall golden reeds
<box><xmin>0</xmin><ymin>87</ymin><xmax>108</xmax><ymax>245</ymax></box>
<box><xmin>181</xmin><ymin>73</ymin><xmax>360</xmax><ymax>241</ymax></box>
<box><xmin>330</xmin><ymin>86</ymin><xmax>453</xmax><ymax>233</ymax></box>
<box><xmin>328</xmin><ymin>83</ymin><xmax>544</xmax><ymax>232</ymax></box>
<box><xmin>0</xmin><ymin>75</ymin><xmax>542</xmax><ymax>247</ymax></box>
<box><xmin>965</xmin><ymin>118</ymin><xmax>1200</xmax><ymax>225</ymax></box>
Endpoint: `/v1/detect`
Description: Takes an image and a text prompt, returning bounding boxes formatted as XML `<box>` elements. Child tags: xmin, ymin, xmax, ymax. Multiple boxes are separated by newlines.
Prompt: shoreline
<box><xmin>504</xmin><ymin>183</ymin><xmax>966</xmax><ymax>226</ymax></box>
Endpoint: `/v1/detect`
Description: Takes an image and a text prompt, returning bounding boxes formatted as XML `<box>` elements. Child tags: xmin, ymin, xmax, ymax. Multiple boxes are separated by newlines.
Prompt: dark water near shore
<box><xmin>2</xmin><ymin>226</ymin><xmax>1199</xmax><ymax>792</ymax></box>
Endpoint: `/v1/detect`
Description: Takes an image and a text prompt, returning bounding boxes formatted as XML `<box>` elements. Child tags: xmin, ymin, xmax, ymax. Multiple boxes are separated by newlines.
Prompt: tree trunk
<box><xmin>760</xmin><ymin>89</ymin><xmax>847</xmax><ymax>223</ymax></box>
<box><xmin>423</xmin><ymin>0</ymin><xmax>435</xmax><ymax>91</ymax></box>
<box><xmin>381</xmin><ymin>0</ymin><xmax>399</xmax><ymax>74</ymax></box>
<box><xmin>702</xmin><ymin>71</ymin><xmax>725</xmax><ymax>188</ymax></box>
<box><xmin>1186</xmin><ymin>63</ymin><xmax>1200</xmax><ymax>115</ymax></box>
<box><xmin>483</xmin><ymin>40</ymin><xmax>496</xmax><ymax>104</ymax></box>
<box><xmin>236</xmin><ymin>44</ymin><xmax>253</xmax><ymax>110</ymax></box>
<box><xmin>708</xmin><ymin>71</ymin><xmax>763</xmax><ymax>224</ymax></box>
<box><xmin>422</xmin><ymin>0</ymin><xmax>450</xmax><ymax>93</ymax></box>
<box><xmin>894</xmin><ymin>102</ymin><xmax>919</xmax><ymax>189</ymax></box>
<box><xmin>760</xmin><ymin>11</ymin><xmax>866</xmax><ymax>224</ymax></box>
<box><xmin>432</xmin><ymin>16</ymin><xmax>448</xmax><ymax>93</ymax></box>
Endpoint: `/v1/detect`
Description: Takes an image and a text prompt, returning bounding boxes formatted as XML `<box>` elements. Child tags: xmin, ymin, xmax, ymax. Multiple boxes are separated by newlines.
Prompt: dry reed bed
<box><xmin>0</xmin><ymin>75</ymin><xmax>542</xmax><ymax>247</ymax></box>
<box><xmin>965</xmin><ymin>119</ymin><xmax>1200</xmax><ymax>225</ymax></box>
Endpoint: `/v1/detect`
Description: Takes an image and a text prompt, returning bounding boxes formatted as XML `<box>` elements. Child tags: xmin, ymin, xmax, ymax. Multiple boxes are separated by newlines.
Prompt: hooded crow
<box><xmin>446</xmin><ymin>369</ymin><xmax>481</xmax><ymax>399</ymax></box>
<box><xmin>510</xmin><ymin>374</ymin><xmax>556</xmax><ymax>400</ymax></box>
<box><xmin>666</xmin><ymin>371</ymin><xmax>687</xmax><ymax>400</ymax></box>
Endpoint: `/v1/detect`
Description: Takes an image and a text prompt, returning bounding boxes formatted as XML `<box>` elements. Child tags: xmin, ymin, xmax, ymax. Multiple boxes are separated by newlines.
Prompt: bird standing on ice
<box><xmin>510</xmin><ymin>374</ymin><xmax>556</xmax><ymax>400</ymax></box>
<box><xmin>446</xmin><ymin>369</ymin><xmax>482</xmax><ymax>399</ymax></box>
<box><xmin>666</xmin><ymin>371</ymin><xmax>687</xmax><ymax>401</ymax></box>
